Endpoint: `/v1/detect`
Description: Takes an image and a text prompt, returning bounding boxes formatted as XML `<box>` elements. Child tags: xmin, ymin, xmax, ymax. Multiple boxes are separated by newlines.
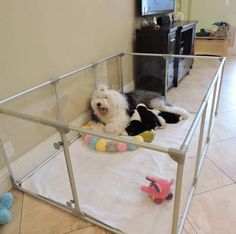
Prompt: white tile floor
<box><xmin>1</xmin><ymin>56</ymin><xmax>236</xmax><ymax>234</ymax></box>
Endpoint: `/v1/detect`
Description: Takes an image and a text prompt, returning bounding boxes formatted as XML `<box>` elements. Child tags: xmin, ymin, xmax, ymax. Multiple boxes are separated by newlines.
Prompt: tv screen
<box><xmin>140</xmin><ymin>0</ymin><xmax>175</xmax><ymax>16</ymax></box>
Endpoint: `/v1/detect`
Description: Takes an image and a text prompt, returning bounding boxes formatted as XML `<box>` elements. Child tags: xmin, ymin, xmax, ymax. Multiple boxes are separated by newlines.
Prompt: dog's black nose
<box><xmin>97</xmin><ymin>103</ymin><xmax>101</xmax><ymax>107</ymax></box>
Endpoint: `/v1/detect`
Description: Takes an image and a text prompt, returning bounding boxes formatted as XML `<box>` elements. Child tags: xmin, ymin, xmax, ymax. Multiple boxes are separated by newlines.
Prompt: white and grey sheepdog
<box><xmin>91</xmin><ymin>84</ymin><xmax>189</xmax><ymax>135</ymax></box>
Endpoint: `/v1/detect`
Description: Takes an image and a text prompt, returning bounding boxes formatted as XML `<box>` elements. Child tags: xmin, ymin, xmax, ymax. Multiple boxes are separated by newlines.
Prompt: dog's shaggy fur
<box><xmin>91</xmin><ymin>85</ymin><xmax>189</xmax><ymax>135</ymax></box>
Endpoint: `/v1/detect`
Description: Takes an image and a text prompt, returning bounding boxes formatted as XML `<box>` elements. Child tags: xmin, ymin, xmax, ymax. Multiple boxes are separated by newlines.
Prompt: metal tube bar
<box><xmin>95</xmin><ymin>53</ymin><xmax>121</xmax><ymax>66</ymax></box>
<box><xmin>178</xmin><ymin>186</ymin><xmax>195</xmax><ymax>234</ymax></box>
<box><xmin>118</xmin><ymin>54</ymin><xmax>124</xmax><ymax>92</ymax></box>
<box><xmin>193</xmin><ymin>103</ymin><xmax>208</xmax><ymax>183</ymax></box>
<box><xmin>57</xmin><ymin>53</ymin><xmax>121</xmax><ymax>81</ymax></box>
<box><xmin>178</xmin><ymin>139</ymin><xmax>211</xmax><ymax>234</ymax></box>
<box><xmin>0</xmin><ymin>80</ymin><xmax>52</xmax><ymax>105</ymax></box>
<box><xmin>171</xmin><ymin>163</ymin><xmax>185</xmax><ymax>234</ymax></box>
<box><xmin>0</xmin><ymin>137</ymin><xmax>15</xmax><ymax>183</ymax></box>
<box><xmin>92</xmin><ymin>65</ymin><xmax>97</xmax><ymax>89</ymax></box>
<box><xmin>181</xmin><ymin>100</ymin><xmax>207</xmax><ymax>150</ymax></box>
<box><xmin>52</xmin><ymin>80</ymin><xmax>81</xmax><ymax>215</ymax></box>
<box><xmin>52</xmin><ymin>81</ymin><xmax>65</xmax><ymax>123</ymax></box>
<box><xmin>124</xmin><ymin>52</ymin><xmax>224</xmax><ymax>60</ymax></box>
<box><xmin>215</xmin><ymin>60</ymin><xmax>226</xmax><ymax>114</ymax></box>
<box><xmin>164</xmin><ymin>57</ymin><xmax>169</xmax><ymax>99</ymax></box>
<box><xmin>60</xmin><ymin>133</ymin><xmax>81</xmax><ymax>215</ymax></box>
<box><xmin>206</xmin><ymin>80</ymin><xmax>218</xmax><ymax>142</ymax></box>
<box><xmin>57</xmin><ymin>63</ymin><xmax>94</xmax><ymax>81</ymax></box>
<box><xmin>0</xmin><ymin>107</ymin><xmax>172</xmax><ymax>155</ymax></box>
<box><xmin>181</xmin><ymin>56</ymin><xmax>225</xmax><ymax>150</ymax></box>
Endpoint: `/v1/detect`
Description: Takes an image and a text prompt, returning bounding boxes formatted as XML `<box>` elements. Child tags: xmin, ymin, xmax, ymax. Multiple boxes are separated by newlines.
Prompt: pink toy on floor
<box><xmin>141</xmin><ymin>176</ymin><xmax>174</xmax><ymax>204</ymax></box>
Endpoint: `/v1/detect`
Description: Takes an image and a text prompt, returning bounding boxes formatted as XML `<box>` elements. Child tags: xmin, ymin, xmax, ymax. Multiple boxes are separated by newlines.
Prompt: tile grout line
<box><xmin>63</xmin><ymin>225</ymin><xmax>96</xmax><ymax>234</ymax></box>
<box><xmin>186</xmin><ymin>216</ymin><xmax>198</xmax><ymax>234</ymax></box>
<box><xmin>206</xmin><ymin>155</ymin><xmax>236</xmax><ymax>183</ymax></box>
<box><xmin>208</xmin><ymin>135</ymin><xmax>236</xmax><ymax>145</ymax></box>
<box><xmin>18</xmin><ymin>191</ymin><xmax>24</xmax><ymax>234</ymax></box>
<box><xmin>193</xmin><ymin>182</ymin><xmax>235</xmax><ymax>197</ymax></box>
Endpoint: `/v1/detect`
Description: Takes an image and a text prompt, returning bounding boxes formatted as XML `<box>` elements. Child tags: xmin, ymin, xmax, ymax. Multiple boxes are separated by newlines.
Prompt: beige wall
<box><xmin>0</xmin><ymin>0</ymin><xmax>136</xmax><ymax>170</ymax></box>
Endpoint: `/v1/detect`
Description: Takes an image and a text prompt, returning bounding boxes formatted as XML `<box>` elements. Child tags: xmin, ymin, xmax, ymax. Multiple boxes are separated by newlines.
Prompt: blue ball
<box><xmin>128</xmin><ymin>144</ymin><xmax>138</xmax><ymax>151</ymax></box>
<box><xmin>0</xmin><ymin>207</ymin><xmax>11</xmax><ymax>225</ymax></box>
<box><xmin>89</xmin><ymin>136</ymin><xmax>100</xmax><ymax>149</ymax></box>
<box><xmin>1</xmin><ymin>193</ymin><xmax>14</xmax><ymax>209</ymax></box>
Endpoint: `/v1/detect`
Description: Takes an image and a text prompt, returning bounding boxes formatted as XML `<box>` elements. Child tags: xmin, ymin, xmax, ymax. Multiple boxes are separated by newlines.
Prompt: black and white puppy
<box><xmin>91</xmin><ymin>85</ymin><xmax>189</xmax><ymax>135</ymax></box>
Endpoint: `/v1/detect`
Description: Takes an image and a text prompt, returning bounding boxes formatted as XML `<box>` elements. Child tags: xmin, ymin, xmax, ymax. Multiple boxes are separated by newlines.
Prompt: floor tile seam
<box><xmin>192</xmin><ymin>182</ymin><xmax>235</xmax><ymax>197</ymax></box>
<box><xmin>186</xmin><ymin>216</ymin><xmax>198</xmax><ymax>234</ymax></box>
<box><xmin>209</xmin><ymin>136</ymin><xmax>236</xmax><ymax>145</ymax></box>
<box><xmin>206</xmin><ymin>156</ymin><xmax>236</xmax><ymax>182</ymax></box>
<box><xmin>63</xmin><ymin>225</ymin><xmax>95</xmax><ymax>234</ymax></box>
<box><xmin>19</xmin><ymin>191</ymin><xmax>24</xmax><ymax>234</ymax></box>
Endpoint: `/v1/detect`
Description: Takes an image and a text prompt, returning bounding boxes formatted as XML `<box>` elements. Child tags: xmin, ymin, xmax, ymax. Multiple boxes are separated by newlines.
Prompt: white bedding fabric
<box><xmin>22</xmin><ymin>115</ymin><xmax>194</xmax><ymax>234</ymax></box>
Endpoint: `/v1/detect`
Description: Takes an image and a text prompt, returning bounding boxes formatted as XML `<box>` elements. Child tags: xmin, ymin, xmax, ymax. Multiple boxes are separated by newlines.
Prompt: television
<box><xmin>140</xmin><ymin>0</ymin><xmax>175</xmax><ymax>17</ymax></box>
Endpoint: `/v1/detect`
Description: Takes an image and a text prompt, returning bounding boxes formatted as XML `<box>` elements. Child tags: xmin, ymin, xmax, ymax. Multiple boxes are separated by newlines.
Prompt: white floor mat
<box><xmin>22</xmin><ymin>115</ymin><xmax>194</xmax><ymax>234</ymax></box>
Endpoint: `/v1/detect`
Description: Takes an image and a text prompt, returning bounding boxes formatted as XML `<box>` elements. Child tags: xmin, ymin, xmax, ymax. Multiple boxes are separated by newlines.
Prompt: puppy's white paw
<box><xmin>158</xmin><ymin>116</ymin><xmax>167</xmax><ymax>129</ymax></box>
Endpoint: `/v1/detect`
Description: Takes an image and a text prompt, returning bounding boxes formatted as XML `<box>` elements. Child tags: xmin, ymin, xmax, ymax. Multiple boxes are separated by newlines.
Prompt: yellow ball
<box><xmin>96</xmin><ymin>139</ymin><xmax>107</xmax><ymax>152</ymax></box>
<box><xmin>140</xmin><ymin>131</ymin><xmax>155</xmax><ymax>143</ymax></box>
<box><xmin>133</xmin><ymin>135</ymin><xmax>144</xmax><ymax>142</ymax></box>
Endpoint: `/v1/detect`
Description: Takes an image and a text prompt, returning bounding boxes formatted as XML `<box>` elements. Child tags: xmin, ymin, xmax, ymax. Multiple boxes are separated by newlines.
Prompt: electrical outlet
<box><xmin>3</xmin><ymin>141</ymin><xmax>15</xmax><ymax>158</ymax></box>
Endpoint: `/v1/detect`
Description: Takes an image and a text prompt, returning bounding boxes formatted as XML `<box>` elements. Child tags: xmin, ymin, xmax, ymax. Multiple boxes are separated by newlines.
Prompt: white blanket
<box><xmin>22</xmin><ymin>115</ymin><xmax>194</xmax><ymax>234</ymax></box>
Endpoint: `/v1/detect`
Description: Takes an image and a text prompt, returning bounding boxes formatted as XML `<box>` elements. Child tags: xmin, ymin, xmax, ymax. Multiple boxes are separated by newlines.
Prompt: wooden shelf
<box><xmin>195</xmin><ymin>36</ymin><xmax>230</xmax><ymax>56</ymax></box>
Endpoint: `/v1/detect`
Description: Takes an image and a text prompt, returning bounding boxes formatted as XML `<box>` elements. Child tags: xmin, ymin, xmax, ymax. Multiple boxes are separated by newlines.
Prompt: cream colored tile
<box><xmin>66</xmin><ymin>225</ymin><xmax>107</xmax><ymax>234</ymax></box>
<box><xmin>210</xmin><ymin>111</ymin><xmax>236</xmax><ymax>142</ymax></box>
<box><xmin>207</xmin><ymin>138</ymin><xmax>236</xmax><ymax>181</ymax></box>
<box><xmin>0</xmin><ymin>189</ymin><xmax>23</xmax><ymax>234</ymax></box>
<box><xmin>182</xmin><ymin>157</ymin><xmax>233</xmax><ymax>194</ymax></box>
<box><xmin>20</xmin><ymin>194</ymin><xmax>91</xmax><ymax>234</ymax></box>
<box><xmin>187</xmin><ymin>184</ymin><xmax>236</xmax><ymax>234</ymax></box>
<box><xmin>182</xmin><ymin>218</ymin><xmax>197</xmax><ymax>234</ymax></box>
<box><xmin>217</xmin><ymin>98</ymin><xmax>236</xmax><ymax>113</ymax></box>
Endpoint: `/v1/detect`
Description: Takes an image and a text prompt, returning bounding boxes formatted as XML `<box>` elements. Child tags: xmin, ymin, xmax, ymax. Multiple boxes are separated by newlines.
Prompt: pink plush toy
<box><xmin>141</xmin><ymin>176</ymin><xmax>174</xmax><ymax>204</ymax></box>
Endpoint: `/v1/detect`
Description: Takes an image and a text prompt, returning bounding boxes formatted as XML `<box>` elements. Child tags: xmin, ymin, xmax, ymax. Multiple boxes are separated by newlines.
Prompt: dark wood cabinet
<box><xmin>135</xmin><ymin>21</ymin><xmax>197</xmax><ymax>94</ymax></box>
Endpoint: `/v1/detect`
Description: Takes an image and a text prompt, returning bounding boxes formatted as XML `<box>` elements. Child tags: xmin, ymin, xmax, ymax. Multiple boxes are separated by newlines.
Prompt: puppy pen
<box><xmin>0</xmin><ymin>53</ymin><xmax>226</xmax><ymax>234</ymax></box>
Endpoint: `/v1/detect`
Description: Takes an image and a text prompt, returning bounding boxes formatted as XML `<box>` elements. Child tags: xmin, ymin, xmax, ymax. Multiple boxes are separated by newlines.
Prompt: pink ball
<box><xmin>116</xmin><ymin>142</ymin><xmax>128</xmax><ymax>152</ymax></box>
<box><xmin>84</xmin><ymin>135</ymin><xmax>93</xmax><ymax>143</ymax></box>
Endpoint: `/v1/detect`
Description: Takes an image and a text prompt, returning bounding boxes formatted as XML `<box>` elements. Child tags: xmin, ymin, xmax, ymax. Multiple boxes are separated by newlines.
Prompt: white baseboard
<box><xmin>0</xmin><ymin>111</ymin><xmax>91</xmax><ymax>193</ymax></box>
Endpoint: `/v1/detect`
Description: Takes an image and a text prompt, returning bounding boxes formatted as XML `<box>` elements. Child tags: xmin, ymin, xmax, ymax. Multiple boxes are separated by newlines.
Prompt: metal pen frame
<box><xmin>0</xmin><ymin>53</ymin><xmax>226</xmax><ymax>234</ymax></box>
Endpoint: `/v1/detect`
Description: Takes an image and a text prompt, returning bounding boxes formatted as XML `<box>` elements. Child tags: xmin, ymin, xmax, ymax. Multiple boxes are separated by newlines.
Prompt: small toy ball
<box><xmin>1</xmin><ymin>192</ymin><xmax>14</xmax><ymax>209</ymax></box>
<box><xmin>84</xmin><ymin>135</ymin><xmax>93</xmax><ymax>143</ymax></box>
<box><xmin>81</xmin><ymin>121</ymin><xmax>155</xmax><ymax>153</ymax></box>
<box><xmin>0</xmin><ymin>209</ymin><xmax>11</xmax><ymax>225</ymax></box>
<box><xmin>140</xmin><ymin>131</ymin><xmax>155</xmax><ymax>143</ymax></box>
<box><xmin>116</xmin><ymin>142</ymin><xmax>128</xmax><ymax>152</ymax></box>
<box><xmin>127</xmin><ymin>143</ymin><xmax>138</xmax><ymax>151</ymax></box>
<box><xmin>133</xmin><ymin>135</ymin><xmax>144</xmax><ymax>142</ymax></box>
<box><xmin>96</xmin><ymin>139</ymin><xmax>107</xmax><ymax>152</ymax></box>
<box><xmin>0</xmin><ymin>192</ymin><xmax>14</xmax><ymax>225</ymax></box>
<box><xmin>106</xmin><ymin>141</ymin><xmax>117</xmax><ymax>152</ymax></box>
<box><xmin>89</xmin><ymin>136</ymin><xmax>100</xmax><ymax>149</ymax></box>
